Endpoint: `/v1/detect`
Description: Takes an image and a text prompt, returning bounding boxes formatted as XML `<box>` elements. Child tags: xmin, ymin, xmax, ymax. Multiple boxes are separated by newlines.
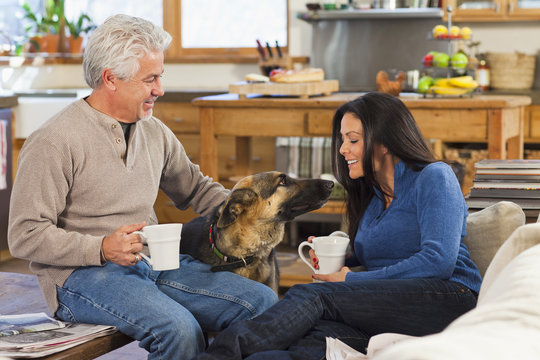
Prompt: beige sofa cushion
<box><xmin>463</xmin><ymin>201</ymin><xmax>525</xmax><ymax>277</ymax></box>
<box><xmin>479</xmin><ymin>222</ymin><xmax>540</xmax><ymax>303</ymax></box>
<box><xmin>372</xmin><ymin>224</ymin><xmax>540</xmax><ymax>360</ymax></box>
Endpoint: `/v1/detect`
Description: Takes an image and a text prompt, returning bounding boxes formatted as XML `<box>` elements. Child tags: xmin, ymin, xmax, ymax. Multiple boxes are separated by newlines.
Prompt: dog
<box><xmin>180</xmin><ymin>171</ymin><xmax>334</xmax><ymax>293</ymax></box>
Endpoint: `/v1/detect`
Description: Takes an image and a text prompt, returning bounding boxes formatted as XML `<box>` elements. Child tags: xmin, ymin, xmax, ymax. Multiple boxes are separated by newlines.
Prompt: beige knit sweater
<box><xmin>8</xmin><ymin>99</ymin><xmax>229</xmax><ymax>313</ymax></box>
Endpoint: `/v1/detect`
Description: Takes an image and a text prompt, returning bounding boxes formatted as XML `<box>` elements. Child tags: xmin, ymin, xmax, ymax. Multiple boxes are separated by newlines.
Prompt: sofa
<box><xmin>369</xmin><ymin>201</ymin><xmax>540</xmax><ymax>359</ymax></box>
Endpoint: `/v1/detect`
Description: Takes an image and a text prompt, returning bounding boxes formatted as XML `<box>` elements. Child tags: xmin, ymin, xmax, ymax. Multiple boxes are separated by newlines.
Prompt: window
<box><xmin>64</xmin><ymin>0</ymin><xmax>162</xmax><ymax>28</ymax></box>
<box><xmin>174</xmin><ymin>0</ymin><xmax>288</xmax><ymax>61</ymax></box>
<box><xmin>0</xmin><ymin>0</ymin><xmax>289</xmax><ymax>63</ymax></box>
<box><xmin>0</xmin><ymin>0</ymin><xmax>40</xmax><ymax>49</ymax></box>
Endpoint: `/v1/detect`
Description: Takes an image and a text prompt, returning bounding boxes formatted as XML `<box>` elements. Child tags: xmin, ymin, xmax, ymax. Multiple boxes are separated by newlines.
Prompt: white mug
<box><xmin>132</xmin><ymin>223</ymin><xmax>183</xmax><ymax>271</ymax></box>
<box><xmin>298</xmin><ymin>234</ymin><xmax>350</xmax><ymax>274</ymax></box>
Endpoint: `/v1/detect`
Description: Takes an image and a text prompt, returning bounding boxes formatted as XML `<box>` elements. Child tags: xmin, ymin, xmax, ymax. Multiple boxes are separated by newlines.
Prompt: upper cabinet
<box><xmin>445</xmin><ymin>0</ymin><xmax>540</xmax><ymax>21</ymax></box>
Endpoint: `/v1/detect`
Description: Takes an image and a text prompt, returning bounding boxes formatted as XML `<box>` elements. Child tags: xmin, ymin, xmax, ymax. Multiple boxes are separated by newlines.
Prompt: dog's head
<box><xmin>216</xmin><ymin>171</ymin><xmax>334</xmax><ymax>229</ymax></box>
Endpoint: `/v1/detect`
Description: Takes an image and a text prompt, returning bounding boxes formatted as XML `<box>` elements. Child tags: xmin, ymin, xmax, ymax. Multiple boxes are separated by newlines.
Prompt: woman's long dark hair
<box><xmin>331</xmin><ymin>92</ymin><xmax>436</xmax><ymax>240</ymax></box>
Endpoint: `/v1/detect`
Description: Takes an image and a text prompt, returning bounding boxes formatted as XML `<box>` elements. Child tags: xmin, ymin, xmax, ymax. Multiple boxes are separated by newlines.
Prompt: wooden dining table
<box><xmin>192</xmin><ymin>92</ymin><xmax>532</xmax><ymax>181</ymax></box>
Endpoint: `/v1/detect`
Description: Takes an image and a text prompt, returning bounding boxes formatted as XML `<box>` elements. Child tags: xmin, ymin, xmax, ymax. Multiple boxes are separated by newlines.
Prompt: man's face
<box><xmin>115</xmin><ymin>51</ymin><xmax>165</xmax><ymax>123</ymax></box>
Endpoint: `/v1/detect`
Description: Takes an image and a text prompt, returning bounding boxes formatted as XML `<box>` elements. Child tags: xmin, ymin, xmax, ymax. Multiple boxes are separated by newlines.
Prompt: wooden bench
<box><xmin>0</xmin><ymin>272</ymin><xmax>133</xmax><ymax>359</ymax></box>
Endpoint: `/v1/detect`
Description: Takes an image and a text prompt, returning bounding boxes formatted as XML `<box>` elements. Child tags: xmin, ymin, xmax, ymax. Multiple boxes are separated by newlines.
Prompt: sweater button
<box><xmin>115</xmin><ymin>138</ymin><xmax>122</xmax><ymax>144</ymax></box>
<box><xmin>112</xmin><ymin>124</ymin><xmax>118</xmax><ymax>129</ymax></box>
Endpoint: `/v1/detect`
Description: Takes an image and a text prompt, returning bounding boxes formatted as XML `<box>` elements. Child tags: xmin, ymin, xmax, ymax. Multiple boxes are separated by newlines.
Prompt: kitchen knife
<box><xmin>275</xmin><ymin>40</ymin><xmax>283</xmax><ymax>58</ymax></box>
<box><xmin>266</xmin><ymin>42</ymin><xmax>273</xmax><ymax>58</ymax></box>
<box><xmin>256</xmin><ymin>39</ymin><xmax>266</xmax><ymax>61</ymax></box>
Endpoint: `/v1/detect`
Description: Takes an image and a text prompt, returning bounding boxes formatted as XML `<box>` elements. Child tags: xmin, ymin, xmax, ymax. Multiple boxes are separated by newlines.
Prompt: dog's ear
<box><xmin>217</xmin><ymin>188</ymin><xmax>258</xmax><ymax>228</ymax></box>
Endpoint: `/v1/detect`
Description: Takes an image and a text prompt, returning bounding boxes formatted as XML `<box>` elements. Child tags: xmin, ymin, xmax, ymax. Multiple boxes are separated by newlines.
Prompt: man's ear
<box><xmin>102</xmin><ymin>68</ymin><xmax>117</xmax><ymax>91</ymax></box>
<box><xmin>217</xmin><ymin>189</ymin><xmax>258</xmax><ymax>228</ymax></box>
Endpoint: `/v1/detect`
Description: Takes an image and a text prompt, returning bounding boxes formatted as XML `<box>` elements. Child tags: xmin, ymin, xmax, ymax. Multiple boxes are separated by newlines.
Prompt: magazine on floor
<box><xmin>0</xmin><ymin>314</ymin><xmax>116</xmax><ymax>358</ymax></box>
<box><xmin>0</xmin><ymin>313</ymin><xmax>65</xmax><ymax>337</ymax></box>
<box><xmin>0</xmin><ymin>312</ymin><xmax>66</xmax><ymax>337</ymax></box>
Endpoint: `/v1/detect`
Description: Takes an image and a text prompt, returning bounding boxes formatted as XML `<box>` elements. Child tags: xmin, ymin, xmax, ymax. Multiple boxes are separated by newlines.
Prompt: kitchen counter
<box><xmin>159</xmin><ymin>89</ymin><xmax>225</xmax><ymax>103</ymax></box>
<box><xmin>159</xmin><ymin>88</ymin><xmax>540</xmax><ymax>105</ymax></box>
<box><xmin>0</xmin><ymin>92</ymin><xmax>18</xmax><ymax>108</ymax></box>
<box><xmin>193</xmin><ymin>93</ymin><xmax>531</xmax><ymax>181</ymax></box>
<box><xmin>487</xmin><ymin>89</ymin><xmax>540</xmax><ymax>105</ymax></box>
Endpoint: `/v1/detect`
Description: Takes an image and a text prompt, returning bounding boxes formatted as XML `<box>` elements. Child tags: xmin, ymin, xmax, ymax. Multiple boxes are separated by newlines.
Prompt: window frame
<box><xmin>163</xmin><ymin>0</ymin><xmax>290</xmax><ymax>63</ymax></box>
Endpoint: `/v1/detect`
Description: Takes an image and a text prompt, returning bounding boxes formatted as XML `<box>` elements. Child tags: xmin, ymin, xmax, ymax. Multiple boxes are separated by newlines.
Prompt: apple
<box><xmin>449</xmin><ymin>26</ymin><xmax>461</xmax><ymax>39</ymax></box>
<box><xmin>460</xmin><ymin>27</ymin><xmax>472</xmax><ymax>40</ymax></box>
<box><xmin>422</xmin><ymin>53</ymin><xmax>434</xmax><ymax>67</ymax></box>
<box><xmin>417</xmin><ymin>76</ymin><xmax>433</xmax><ymax>93</ymax></box>
<box><xmin>451</xmin><ymin>53</ymin><xmax>468</xmax><ymax>69</ymax></box>
<box><xmin>433</xmin><ymin>52</ymin><xmax>450</xmax><ymax>68</ymax></box>
<box><xmin>432</xmin><ymin>25</ymin><xmax>448</xmax><ymax>39</ymax></box>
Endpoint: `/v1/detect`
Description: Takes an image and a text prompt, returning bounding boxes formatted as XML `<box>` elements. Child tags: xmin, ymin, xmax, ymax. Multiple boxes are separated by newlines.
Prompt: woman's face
<box><xmin>339</xmin><ymin>112</ymin><xmax>387</xmax><ymax>180</ymax></box>
<box><xmin>339</xmin><ymin>112</ymin><xmax>365</xmax><ymax>179</ymax></box>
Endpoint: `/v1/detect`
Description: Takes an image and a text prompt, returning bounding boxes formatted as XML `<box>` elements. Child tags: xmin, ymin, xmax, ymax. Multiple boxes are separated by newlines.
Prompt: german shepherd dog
<box><xmin>180</xmin><ymin>171</ymin><xmax>334</xmax><ymax>293</ymax></box>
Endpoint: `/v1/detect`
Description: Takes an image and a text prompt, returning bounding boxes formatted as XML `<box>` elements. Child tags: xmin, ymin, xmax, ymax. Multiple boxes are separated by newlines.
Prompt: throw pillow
<box><xmin>463</xmin><ymin>201</ymin><xmax>525</xmax><ymax>277</ymax></box>
<box><xmin>479</xmin><ymin>222</ymin><xmax>540</xmax><ymax>303</ymax></box>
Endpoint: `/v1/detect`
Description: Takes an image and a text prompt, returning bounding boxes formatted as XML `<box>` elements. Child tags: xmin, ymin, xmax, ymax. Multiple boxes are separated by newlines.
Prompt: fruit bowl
<box><xmin>417</xmin><ymin>75</ymin><xmax>480</xmax><ymax>98</ymax></box>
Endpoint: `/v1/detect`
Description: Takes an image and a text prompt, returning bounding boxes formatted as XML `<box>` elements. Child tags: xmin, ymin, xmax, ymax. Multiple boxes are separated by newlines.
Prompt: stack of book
<box><xmin>467</xmin><ymin>159</ymin><xmax>540</xmax><ymax>210</ymax></box>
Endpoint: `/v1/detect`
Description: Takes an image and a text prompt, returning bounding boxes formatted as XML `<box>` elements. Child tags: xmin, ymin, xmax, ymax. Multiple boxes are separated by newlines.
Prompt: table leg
<box><xmin>199</xmin><ymin>107</ymin><xmax>219</xmax><ymax>180</ymax></box>
<box><xmin>487</xmin><ymin>109</ymin><xmax>505</xmax><ymax>159</ymax></box>
<box><xmin>236</xmin><ymin>137</ymin><xmax>251</xmax><ymax>177</ymax></box>
<box><xmin>506</xmin><ymin>107</ymin><xmax>524</xmax><ymax>159</ymax></box>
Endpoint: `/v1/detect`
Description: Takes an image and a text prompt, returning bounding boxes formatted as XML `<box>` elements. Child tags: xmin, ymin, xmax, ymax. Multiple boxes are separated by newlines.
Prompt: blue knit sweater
<box><xmin>344</xmin><ymin>161</ymin><xmax>482</xmax><ymax>294</ymax></box>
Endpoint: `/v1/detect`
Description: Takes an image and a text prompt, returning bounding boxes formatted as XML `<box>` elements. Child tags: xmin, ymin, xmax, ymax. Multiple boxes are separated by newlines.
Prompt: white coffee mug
<box><xmin>298</xmin><ymin>235</ymin><xmax>349</xmax><ymax>274</ymax></box>
<box><xmin>132</xmin><ymin>223</ymin><xmax>183</xmax><ymax>271</ymax></box>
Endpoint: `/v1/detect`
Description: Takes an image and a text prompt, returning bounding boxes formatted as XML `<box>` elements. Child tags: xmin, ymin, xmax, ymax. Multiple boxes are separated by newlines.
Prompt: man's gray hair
<box><xmin>83</xmin><ymin>14</ymin><xmax>172</xmax><ymax>89</ymax></box>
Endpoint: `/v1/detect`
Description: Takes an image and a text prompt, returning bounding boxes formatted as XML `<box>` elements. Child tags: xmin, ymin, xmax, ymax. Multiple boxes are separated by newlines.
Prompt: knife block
<box><xmin>259</xmin><ymin>54</ymin><xmax>292</xmax><ymax>76</ymax></box>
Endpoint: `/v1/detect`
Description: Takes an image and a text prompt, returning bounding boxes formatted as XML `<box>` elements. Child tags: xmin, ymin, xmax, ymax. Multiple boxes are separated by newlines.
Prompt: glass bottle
<box><xmin>475</xmin><ymin>59</ymin><xmax>490</xmax><ymax>92</ymax></box>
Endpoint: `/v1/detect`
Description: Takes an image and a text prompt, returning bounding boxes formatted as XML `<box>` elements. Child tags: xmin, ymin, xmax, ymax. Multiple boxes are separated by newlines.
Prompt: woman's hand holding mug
<box><xmin>312</xmin><ymin>267</ymin><xmax>351</xmax><ymax>282</ymax></box>
<box><xmin>298</xmin><ymin>231</ymin><xmax>350</xmax><ymax>282</ymax></box>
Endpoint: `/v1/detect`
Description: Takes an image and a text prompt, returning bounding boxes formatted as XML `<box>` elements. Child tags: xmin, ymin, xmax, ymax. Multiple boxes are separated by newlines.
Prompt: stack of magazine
<box><xmin>467</xmin><ymin>159</ymin><xmax>540</xmax><ymax>210</ymax></box>
<box><xmin>0</xmin><ymin>313</ymin><xmax>116</xmax><ymax>358</ymax></box>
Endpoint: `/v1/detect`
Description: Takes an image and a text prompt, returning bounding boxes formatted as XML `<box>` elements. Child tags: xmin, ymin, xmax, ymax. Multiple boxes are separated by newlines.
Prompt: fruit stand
<box><xmin>418</xmin><ymin>6</ymin><xmax>480</xmax><ymax>96</ymax></box>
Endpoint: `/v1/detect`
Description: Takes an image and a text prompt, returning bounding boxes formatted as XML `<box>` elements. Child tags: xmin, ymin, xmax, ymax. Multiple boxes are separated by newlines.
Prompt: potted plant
<box><xmin>22</xmin><ymin>1</ymin><xmax>49</xmax><ymax>52</ymax></box>
<box><xmin>22</xmin><ymin>0</ymin><xmax>64</xmax><ymax>53</ymax></box>
<box><xmin>66</xmin><ymin>13</ymin><xmax>96</xmax><ymax>54</ymax></box>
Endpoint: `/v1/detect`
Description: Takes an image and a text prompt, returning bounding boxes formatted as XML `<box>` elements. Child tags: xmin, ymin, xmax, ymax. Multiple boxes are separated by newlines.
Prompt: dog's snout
<box><xmin>323</xmin><ymin>180</ymin><xmax>334</xmax><ymax>191</ymax></box>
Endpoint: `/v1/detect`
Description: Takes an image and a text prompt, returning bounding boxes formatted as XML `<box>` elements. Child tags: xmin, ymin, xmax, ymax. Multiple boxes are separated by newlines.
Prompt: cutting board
<box><xmin>229</xmin><ymin>80</ymin><xmax>339</xmax><ymax>99</ymax></box>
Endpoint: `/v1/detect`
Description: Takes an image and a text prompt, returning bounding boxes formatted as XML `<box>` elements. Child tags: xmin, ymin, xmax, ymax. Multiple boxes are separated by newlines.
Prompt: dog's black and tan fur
<box><xmin>181</xmin><ymin>171</ymin><xmax>334</xmax><ymax>293</ymax></box>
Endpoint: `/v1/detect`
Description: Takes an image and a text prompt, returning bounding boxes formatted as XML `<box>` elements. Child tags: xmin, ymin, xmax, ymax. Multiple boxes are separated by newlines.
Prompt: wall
<box><xmin>0</xmin><ymin>1</ymin><xmax>539</xmax><ymax>91</ymax></box>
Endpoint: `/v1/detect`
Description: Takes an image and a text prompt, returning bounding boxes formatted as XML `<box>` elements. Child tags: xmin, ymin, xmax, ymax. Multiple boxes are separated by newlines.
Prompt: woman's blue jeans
<box><xmin>55</xmin><ymin>254</ymin><xmax>278</xmax><ymax>360</ymax></box>
<box><xmin>196</xmin><ymin>278</ymin><xmax>478</xmax><ymax>360</ymax></box>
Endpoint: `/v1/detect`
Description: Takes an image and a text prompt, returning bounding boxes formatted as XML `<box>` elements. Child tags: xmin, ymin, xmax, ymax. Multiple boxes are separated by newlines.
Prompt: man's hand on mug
<box><xmin>312</xmin><ymin>266</ymin><xmax>351</xmax><ymax>282</ymax></box>
<box><xmin>102</xmin><ymin>222</ymin><xmax>146</xmax><ymax>266</ymax></box>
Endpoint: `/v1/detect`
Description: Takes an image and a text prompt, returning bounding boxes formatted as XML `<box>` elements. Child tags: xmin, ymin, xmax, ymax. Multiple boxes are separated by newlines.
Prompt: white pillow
<box><xmin>372</xmin><ymin>238</ymin><xmax>540</xmax><ymax>360</ymax></box>
<box><xmin>479</xmin><ymin>222</ymin><xmax>540</xmax><ymax>303</ymax></box>
<box><xmin>464</xmin><ymin>201</ymin><xmax>525</xmax><ymax>277</ymax></box>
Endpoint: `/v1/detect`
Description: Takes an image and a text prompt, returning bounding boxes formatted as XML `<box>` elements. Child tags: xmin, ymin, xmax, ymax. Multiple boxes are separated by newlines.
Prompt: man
<box><xmin>8</xmin><ymin>14</ymin><xmax>277</xmax><ymax>359</ymax></box>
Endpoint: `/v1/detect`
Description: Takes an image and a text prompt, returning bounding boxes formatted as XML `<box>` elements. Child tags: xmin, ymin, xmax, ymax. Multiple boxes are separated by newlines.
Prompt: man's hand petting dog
<box><xmin>308</xmin><ymin>235</ymin><xmax>351</xmax><ymax>282</ymax></box>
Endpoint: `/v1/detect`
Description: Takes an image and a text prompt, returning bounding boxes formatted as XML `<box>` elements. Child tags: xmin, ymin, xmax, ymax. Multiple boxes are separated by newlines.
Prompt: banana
<box><xmin>449</xmin><ymin>76</ymin><xmax>478</xmax><ymax>89</ymax></box>
<box><xmin>433</xmin><ymin>78</ymin><xmax>453</xmax><ymax>87</ymax></box>
<box><xmin>428</xmin><ymin>86</ymin><xmax>471</xmax><ymax>96</ymax></box>
<box><xmin>422</xmin><ymin>76</ymin><xmax>477</xmax><ymax>95</ymax></box>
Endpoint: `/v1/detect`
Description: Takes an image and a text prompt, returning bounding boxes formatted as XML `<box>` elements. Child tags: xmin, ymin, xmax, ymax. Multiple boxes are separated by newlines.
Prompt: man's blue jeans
<box><xmin>196</xmin><ymin>278</ymin><xmax>478</xmax><ymax>360</ymax></box>
<box><xmin>55</xmin><ymin>254</ymin><xmax>278</xmax><ymax>360</ymax></box>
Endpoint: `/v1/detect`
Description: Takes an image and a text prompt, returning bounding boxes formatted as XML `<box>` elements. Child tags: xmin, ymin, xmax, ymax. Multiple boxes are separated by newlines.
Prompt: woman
<box><xmin>194</xmin><ymin>92</ymin><xmax>482</xmax><ymax>360</ymax></box>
